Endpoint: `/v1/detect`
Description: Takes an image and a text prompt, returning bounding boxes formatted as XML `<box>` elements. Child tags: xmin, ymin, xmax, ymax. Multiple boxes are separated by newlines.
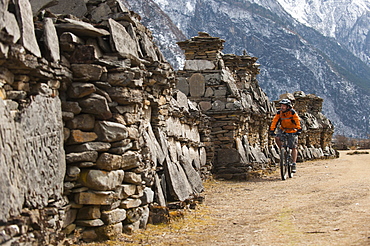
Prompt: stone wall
<box><xmin>0</xmin><ymin>0</ymin><xmax>208</xmax><ymax>244</ymax></box>
<box><xmin>176</xmin><ymin>33</ymin><xmax>337</xmax><ymax>179</ymax></box>
<box><xmin>0</xmin><ymin>1</ymin><xmax>336</xmax><ymax>245</ymax></box>
<box><xmin>177</xmin><ymin>33</ymin><xmax>278</xmax><ymax>179</ymax></box>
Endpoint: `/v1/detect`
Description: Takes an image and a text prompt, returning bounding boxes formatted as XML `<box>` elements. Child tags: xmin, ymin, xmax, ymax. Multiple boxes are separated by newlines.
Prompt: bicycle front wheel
<box><xmin>287</xmin><ymin>149</ymin><xmax>294</xmax><ymax>178</ymax></box>
<box><xmin>287</xmin><ymin>154</ymin><xmax>294</xmax><ymax>178</ymax></box>
<box><xmin>280</xmin><ymin>148</ymin><xmax>288</xmax><ymax>180</ymax></box>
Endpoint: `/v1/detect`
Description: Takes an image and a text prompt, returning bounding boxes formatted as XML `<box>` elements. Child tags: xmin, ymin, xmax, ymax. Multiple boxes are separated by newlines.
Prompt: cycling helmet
<box><xmin>279</xmin><ymin>99</ymin><xmax>292</xmax><ymax>107</ymax></box>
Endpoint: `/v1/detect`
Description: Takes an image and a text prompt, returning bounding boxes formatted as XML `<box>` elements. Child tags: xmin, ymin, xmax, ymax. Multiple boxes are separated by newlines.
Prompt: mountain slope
<box><xmin>120</xmin><ymin>0</ymin><xmax>186</xmax><ymax>67</ymax></box>
<box><xmin>275</xmin><ymin>0</ymin><xmax>370</xmax><ymax>66</ymax></box>
<box><xmin>123</xmin><ymin>0</ymin><xmax>370</xmax><ymax>137</ymax></box>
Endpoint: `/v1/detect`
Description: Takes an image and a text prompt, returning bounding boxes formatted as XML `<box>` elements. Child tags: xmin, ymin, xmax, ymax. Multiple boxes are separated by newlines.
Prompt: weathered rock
<box><xmin>70</xmin><ymin>64</ymin><xmax>104</xmax><ymax>82</ymax></box>
<box><xmin>96</xmin><ymin>152</ymin><xmax>123</xmax><ymax>171</ymax></box>
<box><xmin>79</xmin><ymin>169</ymin><xmax>125</xmax><ymax>191</ymax></box>
<box><xmin>116</xmin><ymin>184</ymin><xmax>137</xmax><ymax>199</ymax></box>
<box><xmin>60</xmin><ymin>32</ymin><xmax>85</xmax><ymax>47</ymax></box>
<box><xmin>120</xmin><ymin>198</ymin><xmax>141</xmax><ymax>209</ymax></box>
<box><xmin>105</xmin><ymin>87</ymin><xmax>143</xmax><ymax>104</ymax></box>
<box><xmin>62</xmin><ymin>208</ymin><xmax>77</xmax><ymax>228</ymax></box>
<box><xmin>55</xmin><ymin>18</ymin><xmax>110</xmax><ymax>37</ymax></box>
<box><xmin>123</xmin><ymin>172</ymin><xmax>142</xmax><ymax>185</ymax></box>
<box><xmin>188</xmin><ymin>73</ymin><xmax>205</xmax><ymax>97</ymax></box>
<box><xmin>67</xmin><ymin>83</ymin><xmax>96</xmax><ymax>99</ymax></box>
<box><xmin>66</xmin><ymin>142</ymin><xmax>111</xmax><ymax>153</ymax></box>
<box><xmin>140</xmin><ymin>187</ymin><xmax>154</xmax><ymax>205</ymax></box>
<box><xmin>0</xmin><ymin>67</ymin><xmax>14</xmax><ymax>85</ymax></box>
<box><xmin>67</xmin><ymin>130</ymin><xmax>98</xmax><ymax>145</ymax></box>
<box><xmin>62</xmin><ymin>101</ymin><xmax>82</xmax><ymax>114</ymax></box>
<box><xmin>184</xmin><ymin>60</ymin><xmax>215</xmax><ymax>71</ymax></box>
<box><xmin>164</xmin><ymin>157</ymin><xmax>193</xmax><ymax>201</ymax></box>
<box><xmin>1</xmin><ymin>11</ymin><xmax>20</xmax><ymax>44</ymax></box>
<box><xmin>62</xmin><ymin>224</ymin><xmax>76</xmax><ymax>235</ymax></box>
<box><xmin>109</xmin><ymin>142</ymin><xmax>132</xmax><ymax>154</ymax></box>
<box><xmin>66</xmin><ymin>166</ymin><xmax>80</xmax><ymax>179</ymax></box>
<box><xmin>78</xmin><ymin>94</ymin><xmax>112</xmax><ymax>120</ymax></box>
<box><xmin>66</xmin><ymin>114</ymin><xmax>95</xmax><ymax>130</ymax></box>
<box><xmin>1</xmin><ymin>95</ymin><xmax>65</xmax><ymax>225</ymax></box>
<box><xmin>90</xmin><ymin>2</ymin><xmax>112</xmax><ymax>23</ymax></box>
<box><xmin>179</xmin><ymin>156</ymin><xmax>204</xmax><ymax>194</ymax></box>
<box><xmin>69</xmin><ymin>45</ymin><xmax>97</xmax><ymax>63</ymax></box>
<box><xmin>176</xmin><ymin>77</ymin><xmax>189</xmax><ymax>96</ymax></box>
<box><xmin>94</xmin><ymin>121</ymin><xmax>128</xmax><ymax>142</ymax></box>
<box><xmin>139</xmin><ymin>205</ymin><xmax>150</xmax><ymax>229</ymax></box>
<box><xmin>101</xmin><ymin>208</ymin><xmax>126</xmax><ymax>225</ymax></box>
<box><xmin>43</xmin><ymin>18</ymin><xmax>60</xmax><ymax>62</ymax></box>
<box><xmin>139</xmin><ymin>31</ymin><xmax>159</xmax><ymax>61</ymax></box>
<box><xmin>75</xmin><ymin>191</ymin><xmax>115</xmax><ymax>205</ymax></box>
<box><xmin>107</xmin><ymin>71</ymin><xmax>135</xmax><ymax>86</ymax></box>
<box><xmin>66</xmin><ymin>151</ymin><xmax>98</xmax><ymax>163</ymax></box>
<box><xmin>153</xmin><ymin>174</ymin><xmax>166</xmax><ymax>207</ymax></box>
<box><xmin>142</xmin><ymin>125</ymin><xmax>166</xmax><ymax>166</ymax></box>
<box><xmin>75</xmin><ymin>219</ymin><xmax>104</xmax><ymax>227</ymax></box>
<box><xmin>16</xmin><ymin>0</ymin><xmax>41</xmax><ymax>57</ymax></box>
<box><xmin>121</xmin><ymin>151</ymin><xmax>141</xmax><ymax>170</ymax></box>
<box><xmin>77</xmin><ymin>206</ymin><xmax>101</xmax><ymax>220</ymax></box>
<box><xmin>108</xmin><ymin>18</ymin><xmax>138</xmax><ymax>58</ymax></box>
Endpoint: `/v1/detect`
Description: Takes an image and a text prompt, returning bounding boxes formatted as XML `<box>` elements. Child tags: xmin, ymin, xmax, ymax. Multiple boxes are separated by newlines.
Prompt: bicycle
<box><xmin>279</xmin><ymin>132</ymin><xmax>295</xmax><ymax>180</ymax></box>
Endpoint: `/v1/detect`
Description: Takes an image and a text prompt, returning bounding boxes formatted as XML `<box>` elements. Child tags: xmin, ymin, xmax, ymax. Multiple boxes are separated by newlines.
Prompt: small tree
<box><xmin>334</xmin><ymin>135</ymin><xmax>349</xmax><ymax>150</ymax></box>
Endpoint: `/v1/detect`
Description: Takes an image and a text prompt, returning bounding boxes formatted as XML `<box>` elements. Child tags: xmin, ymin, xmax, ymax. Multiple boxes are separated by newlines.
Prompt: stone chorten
<box><xmin>176</xmin><ymin>32</ymin><xmax>276</xmax><ymax>179</ymax></box>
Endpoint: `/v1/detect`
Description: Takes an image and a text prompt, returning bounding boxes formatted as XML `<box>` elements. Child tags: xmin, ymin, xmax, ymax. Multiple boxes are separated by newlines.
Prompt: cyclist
<box><xmin>269</xmin><ymin>99</ymin><xmax>302</xmax><ymax>173</ymax></box>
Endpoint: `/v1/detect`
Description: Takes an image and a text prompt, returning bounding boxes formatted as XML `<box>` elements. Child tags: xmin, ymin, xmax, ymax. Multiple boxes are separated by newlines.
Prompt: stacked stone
<box><xmin>176</xmin><ymin>33</ymin><xmax>337</xmax><ymax>179</ymax></box>
<box><xmin>177</xmin><ymin>32</ymin><xmax>225</xmax><ymax>63</ymax></box>
<box><xmin>55</xmin><ymin>1</ymin><xmax>208</xmax><ymax>242</ymax></box>
<box><xmin>0</xmin><ymin>0</ymin><xmax>69</xmax><ymax>244</ymax></box>
<box><xmin>176</xmin><ymin>33</ymin><xmax>277</xmax><ymax>179</ymax></box>
<box><xmin>276</xmin><ymin>92</ymin><xmax>337</xmax><ymax>160</ymax></box>
<box><xmin>0</xmin><ymin>0</ymin><xmax>208</xmax><ymax>244</ymax></box>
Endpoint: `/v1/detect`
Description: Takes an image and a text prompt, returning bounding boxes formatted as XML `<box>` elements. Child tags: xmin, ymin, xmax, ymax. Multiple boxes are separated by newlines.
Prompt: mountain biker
<box><xmin>269</xmin><ymin>99</ymin><xmax>302</xmax><ymax>173</ymax></box>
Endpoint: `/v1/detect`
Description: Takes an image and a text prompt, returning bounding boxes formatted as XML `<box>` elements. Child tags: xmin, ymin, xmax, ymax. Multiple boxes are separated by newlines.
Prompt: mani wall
<box><xmin>0</xmin><ymin>0</ymin><xmax>336</xmax><ymax>244</ymax></box>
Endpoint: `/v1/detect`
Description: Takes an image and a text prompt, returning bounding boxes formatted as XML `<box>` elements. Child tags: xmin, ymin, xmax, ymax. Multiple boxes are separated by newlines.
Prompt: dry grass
<box><xmin>76</xmin><ymin>180</ymin><xmax>216</xmax><ymax>246</ymax></box>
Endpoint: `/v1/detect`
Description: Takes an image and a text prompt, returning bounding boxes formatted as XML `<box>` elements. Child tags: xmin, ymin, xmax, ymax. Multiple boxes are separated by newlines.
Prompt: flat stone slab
<box><xmin>108</xmin><ymin>18</ymin><xmax>138</xmax><ymax>58</ymax></box>
<box><xmin>55</xmin><ymin>18</ymin><xmax>110</xmax><ymax>37</ymax></box>
<box><xmin>16</xmin><ymin>0</ymin><xmax>41</xmax><ymax>57</ymax></box>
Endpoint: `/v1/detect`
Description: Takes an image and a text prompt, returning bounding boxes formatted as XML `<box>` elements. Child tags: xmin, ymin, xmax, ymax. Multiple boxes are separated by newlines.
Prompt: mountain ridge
<box><xmin>122</xmin><ymin>0</ymin><xmax>370</xmax><ymax>138</ymax></box>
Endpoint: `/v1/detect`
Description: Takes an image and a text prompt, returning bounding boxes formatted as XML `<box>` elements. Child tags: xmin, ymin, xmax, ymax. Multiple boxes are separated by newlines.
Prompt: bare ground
<box><xmin>84</xmin><ymin>150</ymin><xmax>370</xmax><ymax>245</ymax></box>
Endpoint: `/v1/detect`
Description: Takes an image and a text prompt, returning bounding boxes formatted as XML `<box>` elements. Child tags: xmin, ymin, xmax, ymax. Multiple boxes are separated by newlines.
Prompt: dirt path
<box><xmin>94</xmin><ymin>150</ymin><xmax>370</xmax><ymax>245</ymax></box>
<box><xmin>197</xmin><ymin>150</ymin><xmax>370</xmax><ymax>246</ymax></box>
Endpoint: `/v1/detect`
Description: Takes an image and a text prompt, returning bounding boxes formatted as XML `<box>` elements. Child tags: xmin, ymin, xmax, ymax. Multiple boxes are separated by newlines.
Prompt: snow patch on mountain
<box><xmin>276</xmin><ymin>0</ymin><xmax>370</xmax><ymax>37</ymax></box>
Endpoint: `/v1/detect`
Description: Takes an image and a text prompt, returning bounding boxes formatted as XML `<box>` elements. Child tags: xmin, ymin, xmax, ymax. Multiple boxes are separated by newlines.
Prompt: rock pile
<box><xmin>1</xmin><ymin>0</ymin><xmax>207</xmax><ymax>244</ymax></box>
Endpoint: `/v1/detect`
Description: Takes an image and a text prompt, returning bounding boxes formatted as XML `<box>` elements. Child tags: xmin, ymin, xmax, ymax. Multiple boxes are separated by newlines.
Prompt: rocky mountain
<box><xmin>121</xmin><ymin>0</ymin><xmax>370</xmax><ymax>138</ymax></box>
<box><xmin>276</xmin><ymin>0</ymin><xmax>370</xmax><ymax>66</ymax></box>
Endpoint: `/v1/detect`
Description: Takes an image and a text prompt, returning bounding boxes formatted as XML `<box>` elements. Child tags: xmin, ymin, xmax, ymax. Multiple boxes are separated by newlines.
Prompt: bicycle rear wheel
<box><xmin>280</xmin><ymin>148</ymin><xmax>288</xmax><ymax>180</ymax></box>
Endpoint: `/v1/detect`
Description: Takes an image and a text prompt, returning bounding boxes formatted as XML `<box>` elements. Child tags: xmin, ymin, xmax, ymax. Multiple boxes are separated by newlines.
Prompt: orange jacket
<box><xmin>270</xmin><ymin>109</ymin><xmax>301</xmax><ymax>133</ymax></box>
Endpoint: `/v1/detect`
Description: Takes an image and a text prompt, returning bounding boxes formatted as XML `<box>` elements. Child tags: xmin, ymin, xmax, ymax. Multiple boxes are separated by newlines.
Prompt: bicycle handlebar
<box><xmin>281</xmin><ymin>132</ymin><xmax>298</xmax><ymax>136</ymax></box>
